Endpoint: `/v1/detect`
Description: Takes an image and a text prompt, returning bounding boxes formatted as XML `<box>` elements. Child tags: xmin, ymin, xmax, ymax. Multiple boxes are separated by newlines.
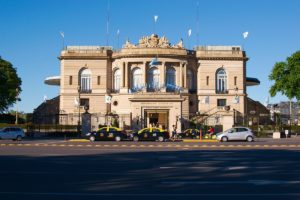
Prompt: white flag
<box><xmin>43</xmin><ymin>95</ymin><xmax>47</xmax><ymax>102</ymax></box>
<box><xmin>60</xmin><ymin>31</ymin><xmax>64</xmax><ymax>38</ymax></box>
<box><xmin>242</xmin><ymin>31</ymin><xmax>249</xmax><ymax>39</ymax></box>
<box><xmin>74</xmin><ymin>97</ymin><xmax>79</xmax><ymax>106</ymax></box>
<box><xmin>154</xmin><ymin>15</ymin><xmax>158</xmax><ymax>23</ymax></box>
<box><xmin>117</xmin><ymin>29</ymin><xmax>120</xmax><ymax>35</ymax></box>
<box><xmin>188</xmin><ymin>29</ymin><xmax>192</xmax><ymax>37</ymax></box>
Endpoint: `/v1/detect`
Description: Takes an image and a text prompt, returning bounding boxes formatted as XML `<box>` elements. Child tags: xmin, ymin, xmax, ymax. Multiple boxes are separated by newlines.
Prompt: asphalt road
<box><xmin>1</xmin><ymin>139</ymin><xmax>300</xmax><ymax>200</ymax></box>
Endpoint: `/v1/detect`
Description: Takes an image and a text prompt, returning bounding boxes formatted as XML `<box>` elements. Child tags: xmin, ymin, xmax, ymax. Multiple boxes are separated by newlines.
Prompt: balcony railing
<box><xmin>216</xmin><ymin>89</ymin><xmax>229</xmax><ymax>94</ymax></box>
<box><xmin>80</xmin><ymin>89</ymin><xmax>92</xmax><ymax>94</ymax></box>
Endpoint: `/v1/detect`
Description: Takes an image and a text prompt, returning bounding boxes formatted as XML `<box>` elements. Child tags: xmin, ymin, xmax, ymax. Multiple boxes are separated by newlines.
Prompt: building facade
<box><xmin>45</xmin><ymin>34</ymin><xmax>260</xmax><ymax>132</ymax></box>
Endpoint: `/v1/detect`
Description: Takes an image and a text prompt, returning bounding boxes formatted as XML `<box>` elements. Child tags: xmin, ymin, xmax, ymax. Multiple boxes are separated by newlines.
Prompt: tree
<box><xmin>0</xmin><ymin>57</ymin><xmax>22</xmax><ymax>113</ymax></box>
<box><xmin>269</xmin><ymin>51</ymin><xmax>300</xmax><ymax>100</ymax></box>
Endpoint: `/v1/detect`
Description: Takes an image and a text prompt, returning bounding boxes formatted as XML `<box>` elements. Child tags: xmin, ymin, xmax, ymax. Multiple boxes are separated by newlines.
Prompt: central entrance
<box><xmin>144</xmin><ymin>109</ymin><xmax>169</xmax><ymax>130</ymax></box>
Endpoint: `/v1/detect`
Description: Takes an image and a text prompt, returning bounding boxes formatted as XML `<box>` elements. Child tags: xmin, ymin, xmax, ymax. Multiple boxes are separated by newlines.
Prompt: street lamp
<box><xmin>77</xmin><ymin>85</ymin><xmax>81</xmax><ymax>137</ymax></box>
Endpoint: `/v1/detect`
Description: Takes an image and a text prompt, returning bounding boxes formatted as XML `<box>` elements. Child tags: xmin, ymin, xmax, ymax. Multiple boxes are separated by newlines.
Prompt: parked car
<box><xmin>0</xmin><ymin>127</ymin><xmax>25</xmax><ymax>141</ymax></box>
<box><xmin>131</xmin><ymin>127</ymin><xmax>170</xmax><ymax>142</ymax></box>
<box><xmin>85</xmin><ymin>127</ymin><xmax>128</xmax><ymax>142</ymax></box>
<box><xmin>177</xmin><ymin>129</ymin><xmax>200</xmax><ymax>139</ymax></box>
<box><xmin>216</xmin><ymin>127</ymin><xmax>254</xmax><ymax>142</ymax></box>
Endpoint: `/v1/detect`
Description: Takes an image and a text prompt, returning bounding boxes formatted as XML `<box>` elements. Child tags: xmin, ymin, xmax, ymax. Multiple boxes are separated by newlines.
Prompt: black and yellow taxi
<box><xmin>177</xmin><ymin>129</ymin><xmax>200</xmax><ymax>139</ymax></box>
<box><xmin>131</xmin><ymin>127</ymin><xmax>170</xmax><ymax>142</ymax></box>
<box><xmin>85</xmin><ymin>127</ymin><xmax>127</xmax><ymax>142</ymax></box>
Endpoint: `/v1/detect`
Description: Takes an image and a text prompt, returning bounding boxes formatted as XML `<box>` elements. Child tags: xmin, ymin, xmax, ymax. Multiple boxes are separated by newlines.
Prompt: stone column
<box><xmin>183</xmin><ymin>62</ymin><xmax>187</xmax><ymax>88</ymax></box>
<box><xmin>179</xmin><ymin>62</ymin><xmax>183</xmax><ymax>87</ymax></box>
<box><xmin>160</xmin><ymin>62</ymin><xmax>166</xmax><ymax>91</ymax></box>
<box><xmin>121</xmin><ymin>62</ymin><xmax>125</xmax><ymax>88</ymax></box>
<box><xmin>143</xmin><ymin>62</ymin><xmax>147</xmax><ymax>91</ymax></box>
<box><xmin>125</xmin><ymin>62</ymin><xmax>128</xmax><ymax>88</ymax></box>
<box><xmin>120</xmin><ymin>62</ymin><xmax>128</xmax><ymax>93</ymax></box>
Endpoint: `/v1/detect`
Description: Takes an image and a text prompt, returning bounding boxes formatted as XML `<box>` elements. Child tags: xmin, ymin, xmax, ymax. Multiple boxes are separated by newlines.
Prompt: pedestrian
<box><xmin>172</xmin><ymin>125</ymin><xmax>177</xmax><ymax>139</ymax></box>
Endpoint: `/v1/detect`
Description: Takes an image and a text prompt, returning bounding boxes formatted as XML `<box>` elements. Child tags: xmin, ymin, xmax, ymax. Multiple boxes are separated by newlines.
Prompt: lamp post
<box><xmin>77</xmin><ymin>85</ymin><xmax>81</xmax><ymax>137</ymax></box>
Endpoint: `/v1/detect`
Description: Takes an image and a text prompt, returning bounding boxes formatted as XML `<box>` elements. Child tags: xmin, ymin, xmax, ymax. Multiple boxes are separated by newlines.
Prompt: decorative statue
<box><xmin>123</xmin><ymin>39</ymin><xmax>136</xmax><ymax>48</ymax></box>
<box><xmin>173</xmin><ymin>38</ymin><xmax>184</xmax><ymax>49</ymax></box>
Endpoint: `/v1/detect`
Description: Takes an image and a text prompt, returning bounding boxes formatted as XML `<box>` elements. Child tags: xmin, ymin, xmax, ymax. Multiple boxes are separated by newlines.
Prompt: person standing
<box><xmin>172</xmin><ymin>125</ymin><xmax>177</xmax><ymax>139</ymax></box>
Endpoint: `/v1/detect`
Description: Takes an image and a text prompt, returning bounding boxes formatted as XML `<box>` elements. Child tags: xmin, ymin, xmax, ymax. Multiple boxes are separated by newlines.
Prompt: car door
<box><xmin>151</xmin><ymin>128</ymin><xmax>159</xmax><ymax>139</ymax></box>
<box><xmin>98</xmin><ymin>128</ymin><xmax>107</xmax><ymax>139</ymax></box>
<box><xmin>237</xmin><ymin>128</ymin><xmax>248</xmax><ymax>140</ymax></box>
<box><xmin>108</xmin><ymin>128</ymin><xmax>116</xmax><ymax>138</ymax></box>
<box><xmin>0</xmin><ymin>128</ymin><xmax>10</xmax><ymax>139</ymax></box>
<box><xmin>228</xmin><ymin>128</ymin><xmax>239</xmax><ymax>140</ymax></box>
<box><xmin>141</xmin><ymin>128</ymin><xmax>150</xmax><ymax>140</ymax></box>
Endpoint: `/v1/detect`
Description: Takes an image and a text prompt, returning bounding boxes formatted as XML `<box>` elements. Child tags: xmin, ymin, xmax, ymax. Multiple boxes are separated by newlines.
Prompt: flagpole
<box><xmin>60</xmin><ymin>31</ymin><xmax>65</xmax><ymax>50</ymax></box>
<box><xmin>196</xmin><ymin>1</ymin><xmax>199</xmax><ymax>46</ymax></box>
<box><xmin>154</xmin><ymin>15</ymin><xmax>158</xmax><ymax>34</ymax></box>
<box><xmin>117</xmin><ymin>29</ymin><xmax>120</xmax><ymax>49</ymax></box>
<box><xmin>188</xmin><ymin>29</ymin><xmax>192</xmax><ymax>50</ymax></box>
<box><xmin>106</xmin><ymin>0</ymin><xmax>110</xmax><ymax>46</ymax></box>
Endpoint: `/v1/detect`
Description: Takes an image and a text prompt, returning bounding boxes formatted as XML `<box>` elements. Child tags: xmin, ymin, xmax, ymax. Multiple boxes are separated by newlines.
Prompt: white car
<box><xmin>0</xmin><ymin>127</ymin><xmax>25</xmax><ymax>141</ymax></box>
<box><xmin>216</xmin><ymin>127</ymin><xmax>254</xmax><ymax>142</ymax></box>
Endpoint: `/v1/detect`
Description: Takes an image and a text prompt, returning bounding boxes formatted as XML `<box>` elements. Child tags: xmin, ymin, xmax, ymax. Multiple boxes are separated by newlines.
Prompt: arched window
<box><xmin>166</xmin><ymin>67</ymin><xmax>176</xmax><ymax>92</ymax></box>
<box><xmin>147</xmin><ymin>67</ymin><xmax>160</xmax><ymax>91</ymax></box>
<box><xmin>131</xmin><ymin>68</ymin><xmax>143</xmax><ymax>91</ymax></box>
<box><xmin>216</xmin><ymin>69</ymin><xmax>227</xmax><ymax>93</ymax></box>
<box><xmin>113</xmin><ymin>69</ymin><xmax>121</xmax><ymax>92</ymax></box>
<box><xmin>80</xmin><ymin>68</ymin><xmax>91</xmax><ymax>92</ymax></box>
<box><xmin>187</xmin><ymin>69</ymin><xmax>194</xmax><ymax>91</ymax></box>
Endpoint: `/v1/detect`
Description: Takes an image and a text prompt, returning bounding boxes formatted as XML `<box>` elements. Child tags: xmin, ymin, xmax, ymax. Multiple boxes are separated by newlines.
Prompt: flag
<box><xmin>154</xmin><ymin>15</ymin><xmax>158</xmax><ymax>23</ymax></box>
<box><xmin>188</xmin><ymin>29</ymin><xmax>192</xmax><ymax>37</ymax></box>
<box><xmin>243</xmin><ymin>31</ymin><xmax>249</xmax><ymax>39</ymax></box>
<box><xmin>60</xmin><ymin>31</ymin><xmax>64</xmax><ymax>38</ymax></box>
<box><xmin>149</xmin><ymin>57</ymin><xmax>159</xmax><ymax>67</ymax></box>
<box><xmin>74</xmin><ymin>97</ymin><xmax>79</xmax><ymax>106</ymax></box>
<box><xmin>117</xmin><ymin>29</ymin><xmax>120</xmax><ymax>35</ymax></box>
<box><xmin>43</xmin><ymin>95</ymin><xmax>47</xmax><ymax>102</ymax></box>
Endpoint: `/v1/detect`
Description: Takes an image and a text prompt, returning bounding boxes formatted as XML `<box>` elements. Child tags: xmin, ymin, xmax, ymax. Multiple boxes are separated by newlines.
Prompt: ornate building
<box><xmin>45</xmin><ymin>34</ymin><xmax>260</xmax><ymax>132</ymax></box>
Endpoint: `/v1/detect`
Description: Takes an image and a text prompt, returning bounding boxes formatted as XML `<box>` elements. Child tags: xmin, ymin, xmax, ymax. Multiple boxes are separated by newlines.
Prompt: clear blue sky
<box><xmin>1</xmin><ymin>0</ymin><xmax>299</xmax><ymax>113</ymax></box>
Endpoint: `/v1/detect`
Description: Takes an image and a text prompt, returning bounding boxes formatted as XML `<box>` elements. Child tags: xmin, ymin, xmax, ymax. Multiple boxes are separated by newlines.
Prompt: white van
<box><xmin>0</xmin><ymin>127</ymin><xmax>25</xmax><ymax>141</ymax></box>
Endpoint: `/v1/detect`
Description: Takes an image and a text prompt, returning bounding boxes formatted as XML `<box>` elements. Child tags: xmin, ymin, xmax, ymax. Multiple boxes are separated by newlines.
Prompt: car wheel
<box><xmin>89</xmin><ymin>136</ymin><xmax>96</xmax><ymax>142</ymax></box>
<box><xmin>221</xmin><ymin>136</ymin><xmax>228</xmax><ymax>142</ymax></box>
<box><xmin>16</xmin><ymin>135</ymin><xmax>22</xmax><ymax>141</ymax></box>
<box><xmin>115</xmin><ymin>136</ymin><xmax>121</xmax><ymax>142</ymax></box>
<box><xmin>133</xmin><ymin>136</ymin><xmax>139</xmax><ymax>142</ymax></box>
<box><xmin>246</xmin><ymin>136</ymin><xmax>253</xmax><ymax>142</ymax></box>
<box><xmin>158</xmin><ymin>136</ymin><xmax>165</xmax><ymax>142</ymax></box>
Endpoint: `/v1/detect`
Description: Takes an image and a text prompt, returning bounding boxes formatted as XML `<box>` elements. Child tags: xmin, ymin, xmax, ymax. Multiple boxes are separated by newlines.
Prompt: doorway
<box><xmin>144</xmin><ymin>109</ymin><xmax>169</xmax><ymax>129</ymax></box>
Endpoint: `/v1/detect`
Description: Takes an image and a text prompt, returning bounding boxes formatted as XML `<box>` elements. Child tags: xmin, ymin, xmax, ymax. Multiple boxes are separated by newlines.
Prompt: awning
<box><xmin>246</xmin><ymin>77</ymin><xmax>260</xmax><ymax>86</ymax></box>
<box><xmin>44</xmin><ymin>76</ymin><xmax>60</xmax><ymax>86</ymax></box>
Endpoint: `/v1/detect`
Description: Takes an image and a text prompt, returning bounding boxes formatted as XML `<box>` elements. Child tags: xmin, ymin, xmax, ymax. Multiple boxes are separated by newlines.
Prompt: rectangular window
<box><xmin>234</xmin><ymin>76</ymin><xmax>237</xmax><ymax>86</ymax></box>
<box><xmin>206</xmin><ymin>76</ymin><xmax>209</xmax><ymax>86</ymax></box>
<box><xmin>80</xmin><ymin>98</ymin><xmax>89</xmax><ymax>107</ymax></box>
<box><xmin>97</xmin><ymin>76</ymin><xmax>101</xmax><ymax>85</ymax></box>
<box><xmin>69</xmin><ymin>76</ymin><xmax>73</xmax><ymax>85</ymax></box>
<box><xmin>217</xmin><ymin>99</ymin><xmax>226</xmax><ymax>107</ymax></box>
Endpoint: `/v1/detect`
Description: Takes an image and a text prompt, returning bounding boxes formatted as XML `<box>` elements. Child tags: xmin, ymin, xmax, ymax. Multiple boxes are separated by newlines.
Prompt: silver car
<box><xmin>216</xmin><ymin>127</ymin><xmax>254</xmax><ymax>142</ymax></box>
<box><xmin>0</xmin><ymin>127</ymin><xmax>25</xmax><ymax>141</ymax></box>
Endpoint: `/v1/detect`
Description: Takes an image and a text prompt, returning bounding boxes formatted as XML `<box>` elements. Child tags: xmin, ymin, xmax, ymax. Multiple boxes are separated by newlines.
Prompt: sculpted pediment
<box><xmin>123</xmin><ymin>34</ymin><xmax>184</xmax><ymax>49</ymax></box>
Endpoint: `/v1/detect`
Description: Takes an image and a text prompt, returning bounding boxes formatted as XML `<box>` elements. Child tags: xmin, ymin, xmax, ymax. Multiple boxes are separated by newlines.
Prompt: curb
<box><xmin>68</xmin><ymin>139</ymin><xmax>90</xmax><ymax>142</ymax></box>
<box><xmin>182</xmin><ymin>139</ymin><xmax>218</xmax><ymax>143</ymax></box>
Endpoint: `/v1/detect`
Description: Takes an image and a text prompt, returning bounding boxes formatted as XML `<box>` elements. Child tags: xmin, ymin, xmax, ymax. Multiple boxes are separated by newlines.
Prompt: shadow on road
<box><xmin>1</xmin><ymin>149</ymin><xmax>300</xmax><ymax>199</ymax></box>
